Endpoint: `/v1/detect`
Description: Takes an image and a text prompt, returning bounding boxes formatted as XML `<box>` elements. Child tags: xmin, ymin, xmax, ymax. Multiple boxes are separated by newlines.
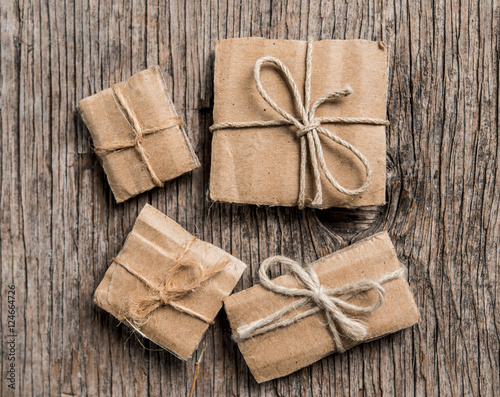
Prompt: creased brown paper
<box><xmin>78</xmin><ymin>66</ymin><xmax>200</xmax><ymax>203</ymax></box>
<box><xmin>210</xmin><ymin>38</ymin><xmax>388</xmax><ymax>209</ymax></box>
<box><xmin>224</xmin><ymin>232</ymin><xmax>419</xmax><ymax>383</ymax></box>
<box><xmin>94</xmin><ymin>204</ymin><xmax>246</xmax><ymax>361</ymax></box>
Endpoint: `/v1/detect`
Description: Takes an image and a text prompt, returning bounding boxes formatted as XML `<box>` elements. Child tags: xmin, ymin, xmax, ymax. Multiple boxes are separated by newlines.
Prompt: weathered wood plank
<box><xmin>1</xmin><ymin>0</ymin><xmax>499</xmax><ymax>396</ymax></box>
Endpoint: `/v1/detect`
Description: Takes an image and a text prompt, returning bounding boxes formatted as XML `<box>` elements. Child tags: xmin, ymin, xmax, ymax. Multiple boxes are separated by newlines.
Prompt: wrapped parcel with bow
<box><xmin>210</xmin><ymin>38</ymin><xmax>389</xmax><ymax>209</ymax></box>
<box><xmin>224</xmin><ymin>232</ymin><xmax>420</xmax><ymax>383</ymax></box>
<box><xmin>94</xmin><ymin>204</ymin><xmax>246</xmax><ymax>360</ymax></box>
<box><xmin>78</xmin><ymin>66</ymin><xmax>200</xmax><ymax>203</ymax></box>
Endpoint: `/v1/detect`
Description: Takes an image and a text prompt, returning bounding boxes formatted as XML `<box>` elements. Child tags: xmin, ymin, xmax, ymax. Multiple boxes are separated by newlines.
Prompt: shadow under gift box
<box><xmin>210</xmin><ymin>38</ymin><xmax>388</xmax><ymax>209</ymax></box>
<box><xmin>94</xmin><ymin>204</ymin><xmax>246</xmax><ymax>360</ymax></box>
<box><xmin>78</xmin><ymin>66</ymin><xmax>200</xmax><ymax>203</ymax></box>
<box><xmin>223</xmin><ymin>232</ymin><xmax>420</xmax><ymax>383</ymax></box>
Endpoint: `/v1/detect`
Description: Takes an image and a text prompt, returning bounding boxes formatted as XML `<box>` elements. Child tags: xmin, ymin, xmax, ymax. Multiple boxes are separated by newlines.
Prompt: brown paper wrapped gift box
<box><xmin>94</xmin><ymin>204</ymin><xmax>246</xmax><ymax>360</ymax></box>
<box><xmin>224</xmin><ymin>232</ymin><xmax>419</xmax><ymax>383</ymax></box>
<box><xmin>210</xmin><ymin>38</ymin><xmax>388</xmax><ymax>209</ymax></box>
<box><xmin>78</xmin><ymin>66</ymin><xmax>200</xmax><ymax>203</ymax></box>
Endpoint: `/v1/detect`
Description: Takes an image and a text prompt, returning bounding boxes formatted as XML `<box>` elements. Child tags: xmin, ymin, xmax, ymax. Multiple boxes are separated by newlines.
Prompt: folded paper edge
<box><xmin>155</xmin><ymin>65</ymin><xmax>201</xmax><ymax>170</ymax></box>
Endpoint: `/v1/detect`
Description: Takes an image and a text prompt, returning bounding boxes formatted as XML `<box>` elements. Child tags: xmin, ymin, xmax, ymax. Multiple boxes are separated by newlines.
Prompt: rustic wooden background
<box><xmin>2</xmin><ymin>0</ymin><xmax>499</xmax><ymax>396</ymax></box>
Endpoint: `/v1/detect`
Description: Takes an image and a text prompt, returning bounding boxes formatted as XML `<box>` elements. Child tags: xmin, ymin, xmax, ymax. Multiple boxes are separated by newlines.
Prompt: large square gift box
<box><xmin>210</xmin><ymin>38</ymin><xmax>389</xmax><ymax>209</ymax></box>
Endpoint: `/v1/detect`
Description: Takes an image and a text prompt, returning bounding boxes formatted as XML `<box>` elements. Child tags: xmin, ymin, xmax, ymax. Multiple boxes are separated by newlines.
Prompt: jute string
<box><xmin>233</xmin><ymin>255</ymin><xmax>405</xmax><ymax>352</ymax></box>
<box><xmin>94</xmin><ymin>84</ymin><xmax>184</xmax><ymax>187</ymax></box>
<box><xmin>210</xmin><ymin>39</ymin><xmax>389</xmax><ymax>209</ymax></box>
<box><xmin>113</xmin><ymin>237</ymin><xmax>230</xmax><ymax>326</ymax></box>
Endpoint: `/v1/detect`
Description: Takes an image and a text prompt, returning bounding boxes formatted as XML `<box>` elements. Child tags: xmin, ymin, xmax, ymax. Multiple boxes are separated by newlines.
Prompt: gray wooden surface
<box><xmin>1</xmin><ymin>0</ymin><xmax>499</xmax><ymax>396</ymax></box>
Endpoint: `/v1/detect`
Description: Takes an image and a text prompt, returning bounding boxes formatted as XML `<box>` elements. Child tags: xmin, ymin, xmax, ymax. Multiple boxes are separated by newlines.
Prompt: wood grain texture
<box><xmin>1</xmin><ymin>0</ymin><xmax>499</xmax><ymax>396</ymax></box>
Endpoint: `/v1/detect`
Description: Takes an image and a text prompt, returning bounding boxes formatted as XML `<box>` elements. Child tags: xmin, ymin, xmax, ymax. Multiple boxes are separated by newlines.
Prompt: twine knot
<box><xmin>296</xmin><ymin>119</ymin><xmax>321</xmax><ymax>137</ymax></box>
<box><xmin>309</xmin><ymin>284</ymin><xmax>328</xmax><ymax>307</ymax></box>
<box><xmin>134</xmin><ymin>135</ymin><xmax>144</xmax><ymax>148</ymax></box>
<box><xmin>233</xmin><ymin>255</ymin><xmax>405</xmax><ymax>352</ymax></box>
<box><xmin>210</xmin><ymin>39</ymin><xmax>389</xmax><ymax>209</ymax></box>
<box><xmin>113</xmin><ymin>237</ymin><xmax>230</xmax><ymax>327</ymax></box>
<box><xmin>158</xmin><ymin>290</ymin><xmax>175</xmax><ymax>305</ymax></box>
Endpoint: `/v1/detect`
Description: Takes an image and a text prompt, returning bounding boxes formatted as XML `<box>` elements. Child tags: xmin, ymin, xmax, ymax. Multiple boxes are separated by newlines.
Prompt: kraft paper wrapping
<box><xmin>210</xmin><ymin>38</ymin><xmax>388</xmax><ymax>208</ymax></box>
<box><xmin>94</xmin><ymin>204</ymin><xmax>246</xmax><ymax>361</ymax></box>
<box><xmin>78</xmin><ymin>66</ymin><xmax>200</xmax><ymax>203</ymax></box>
<box><xmin>224</xmin><ymin>232</ymin><xmax>419</xmax><ymax>383</ymax></box>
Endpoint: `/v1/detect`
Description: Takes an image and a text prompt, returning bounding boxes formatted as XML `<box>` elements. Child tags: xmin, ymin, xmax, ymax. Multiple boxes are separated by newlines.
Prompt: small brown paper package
<box><xmin>94</xmin><ymin>204</ymin><xmax>246</xmax><ymax>360</ymax></box>
<box><xmin>210</xmin><ymin>38</ymin><xmax>389</xmax><ymax>209</ymax></box>
<box><xmin>224</xmin><ymin>232</ymin><xmax>419</xmax><ymax>383</ymax></box>
<box><xmin>78</xmin><ymin>66</ymin><xmax>200</xmax><ymax>203</ymax></box>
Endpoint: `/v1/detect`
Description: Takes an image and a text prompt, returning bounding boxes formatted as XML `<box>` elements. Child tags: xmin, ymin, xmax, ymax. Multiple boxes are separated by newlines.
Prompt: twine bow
<box><xmin>94</xmin><ymin>84</ymin><xmax>184</xmax><ymax>187</ymax></box>
<box><xmin>210</xmin><ymin>39</ymin><xmax>389</xmax><ymax>209</ymax></box>
<box><xmin>233</xmin><ymin>256</ymin><xmax>405</xmax><ymax>352</ymax></box>
<box><xmin>113</xmin><ymin>237</ymin><xmax>229</xmax><ymax>327</ymax></box>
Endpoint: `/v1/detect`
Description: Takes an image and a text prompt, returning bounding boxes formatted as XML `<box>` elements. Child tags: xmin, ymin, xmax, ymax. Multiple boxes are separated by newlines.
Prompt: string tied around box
<box><xmin>233</xmin><ymin>255</ymin><xmax>405</xmax><ymax>352</ymax></box>
<box><xmin>94</xmin><ymin>83</ymin><xmax>184</xmax><ymax>187</ymax></box>
<box><xmin>210</xmin><ymin>38</ymin><xmax>389</xmax><ymax>209</ymax></box>
<box><xmin>113</xmin><ymin>237</ymin><xmax>230</xmax><ymax>327</ymax></box>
